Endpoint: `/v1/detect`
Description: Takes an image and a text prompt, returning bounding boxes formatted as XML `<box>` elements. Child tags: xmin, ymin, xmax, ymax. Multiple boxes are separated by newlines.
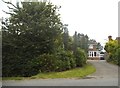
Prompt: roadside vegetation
<box><xmin>31</xmin><ymin>63</ymin><xmax>95</xmax><ymax>79</ymax></box>
<box><xmin>104</xmin><ymin>37</ymin><xmax>120</xmax><ymax>66</ymax></box>
<box><xmin>2</xmin><ymin>0</ymin><xmax>99</xmax><ymax>78</ymax></box>
<box><xmin>3</xmin><ymin>63</ymin><xmax>96</xmax><ymax>80</ymax></box>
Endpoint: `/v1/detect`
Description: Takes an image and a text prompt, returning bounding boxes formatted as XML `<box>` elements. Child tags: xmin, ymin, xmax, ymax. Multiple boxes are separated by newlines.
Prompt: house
<box><xmin>116</xmin><ymin>37</ymin><xmax>120</xmax><ymax>44</ymax></box>
<box><xmin>88</xmin><ymin>43</ymin><xmax>101</xmax><ymax>60</ymax></box>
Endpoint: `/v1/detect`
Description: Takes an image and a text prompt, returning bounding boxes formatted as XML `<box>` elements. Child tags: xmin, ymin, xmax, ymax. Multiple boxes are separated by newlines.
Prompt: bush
<box><xmin>104</xmin><ymin>40</ymin><xmax>120</xmax><ymax>66</ymax></box>
<box><xmin>74</xmin><ymin>48</ymin><xmax>87</xmax><ymax>67</ymax></box>
<box><xmin>118</xmin><ymin>49</ymin><xmax>120</xmax><ymax>66</ymax></box>
<box><xmin>31</xmin><ymin>50</ymin><xmax>76</xmax><ymax>73</ymax></box>
<box><xmin>67</xmin><ymin>51</ymin><xmax>76</xmax><ymax>68</ymax></box>
<box><xmin>105</xmin><ymin>45</ymin><xmax>120</xmax><ymax>66</ymax></box>
<box><xmin>56</xmin><ymin>50</ymin><xmax>71</xmax><ymax>71</ymax></box>
<box><xmin>114</xmin><ymin>47</ymin><xmax>120</xmax><ymax>66</ymax></box>
<box><xmin>2</xmin><ymin>47</ymin><xmax>87</xmax><ymax>77</ymax></box>
<box><xmin>35</xmin><ymin>54</ymin><xmax>58</xmax><ymax>72</ymax></box>
<box><xmin>2</xmin><ymin>55</ymin><xmax>39</xmax><ymax>77</ymax></box>
<box><xmin>55</xmin><ymin>49</ymin><xmax>76</xmax><ymax>71</ymax></box>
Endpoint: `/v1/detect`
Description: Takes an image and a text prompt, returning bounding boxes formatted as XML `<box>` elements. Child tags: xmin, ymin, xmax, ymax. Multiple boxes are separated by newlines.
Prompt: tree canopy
<box><xmin>2</xmin><ymin>1</ymin><xmax>63</xmax><ymax>76</ymax></box>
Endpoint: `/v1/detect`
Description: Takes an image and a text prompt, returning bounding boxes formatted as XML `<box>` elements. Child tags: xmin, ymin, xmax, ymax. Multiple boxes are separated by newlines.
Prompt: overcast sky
<box><xmin>0</xmin><ymin>0</ymin><xmax>119</xmax><ymax>47</ymax></box>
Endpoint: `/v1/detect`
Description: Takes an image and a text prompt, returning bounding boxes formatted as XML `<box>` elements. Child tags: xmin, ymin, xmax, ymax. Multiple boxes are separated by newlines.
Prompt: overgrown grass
<box><xmin>3</xmin><ymin>63</ymin><xmax>96</xmax><ymax>80</ymax></box>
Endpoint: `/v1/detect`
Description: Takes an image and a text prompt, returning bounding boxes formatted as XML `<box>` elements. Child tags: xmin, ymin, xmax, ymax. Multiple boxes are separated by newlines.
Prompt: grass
<box><xmin>3</xmin><ymin>63</ymin><xmax>96</xmax><ymax>80</ymax></box>
<box><xmin>31</xmin><ymin>63</ymin><xmax>96</xmax><ymax>79</ymax></box>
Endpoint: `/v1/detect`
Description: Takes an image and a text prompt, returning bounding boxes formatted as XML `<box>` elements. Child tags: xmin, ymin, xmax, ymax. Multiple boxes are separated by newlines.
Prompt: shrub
<box><xmin>104</xmin><ymin>40</ymin><xmax>120</xmax><ymax>66</ymax></box>
<box><xmin>56</xmin><ymin>50</ymin><xmax>71</xmax><ymax>71</ymax></box>
<box><xmin>114</xmin><ymin>47</ymin><xmax>120</xmax><ymax>66</ymax></box>
<box><xmin>105</xmin><ymin>44</ymin><xmax>120</xmax><ymax>66</ymax></box>
<box><xmin>74</xmin><ymin>48</ymin><xmax>87</xmax><ymax>67</ymax></box>
<box><xmin>35</xmin><ymin>53</ymin><xmax>58</xmax><ymax>72</ymax></box>
<box><xmin>2</xmin><ymin>55</ymin><xmax>39</xmax><ymax>77</ymax></box>
<box><xmin>55</xmin><ymin>49</ymin><xmax>76</xmax><ymax>71</ymax></box>
<box><xmin>66</xmin><ymin>51</ymin><xmax>76</xmax><ymax>68</ymax></box>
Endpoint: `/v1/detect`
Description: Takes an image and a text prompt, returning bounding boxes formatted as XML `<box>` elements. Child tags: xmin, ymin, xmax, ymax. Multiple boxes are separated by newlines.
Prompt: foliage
<box><xmin>3</xmin><ymin>63</ymin><xmax>96</xmax><ymax>80</ymax></box>
<box><xmin>31</xmin><ymin>63</ymin><xmax>95</xmax><ymax>79</ymax></box>
<box><xmin>55</xmin><ymin>49</ymin><xmax>76</xmax><ymax>71</ymax></box>
<box><xmin>74</xmin><ymin>48</ymin><xmax>87</xmax><ymax>67</ymax></box>
<box><xmin>34</xmin><ymin>54</ymin><xmax>58</xmax><ymax>72</ymax></box>
<box><xmin>2</xmin><ymin>0</ymin><xmax>96</xmax><ymax>77</ymax></box>
<box><xmin>73</xmin><ymin>32</ymin><xmax>89</xmax><ymax>54</ymax></box>
<box><xmin>73</xmin><ymin>31</ymin><xmax>78</xmax><ymax>55</ymax></box>
<box><xmin>104</xmin><ymin>39</ymin><xmax>120</xmax><ymax>66</ymax></box>
<box><xmin>2</xmin><ymin>1</ymin><xmax>63</xmax><ymax>77</ymax></box>
<box><xmin>30</xmin><ymin>50</ymin><xmax>76</xmax><ymax>73</ymax></box>
<box><xmin>63</xmin><ymin>24</ymin><xmax>69</xmax><ymax>50</ymax></box>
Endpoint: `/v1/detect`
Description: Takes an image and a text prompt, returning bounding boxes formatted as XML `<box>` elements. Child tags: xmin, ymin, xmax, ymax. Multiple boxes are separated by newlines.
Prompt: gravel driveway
<box><xmin>2</xmin><ymin>60</ymin><xmax>118</xmax><ymax>86</ymax></box>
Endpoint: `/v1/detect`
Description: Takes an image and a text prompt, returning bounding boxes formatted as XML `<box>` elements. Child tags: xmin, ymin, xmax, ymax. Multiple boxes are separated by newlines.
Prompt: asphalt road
<box><xmin>2</xmin><ymin>60</ymin><xmax>118</xmax><ymax>86</ymax></box>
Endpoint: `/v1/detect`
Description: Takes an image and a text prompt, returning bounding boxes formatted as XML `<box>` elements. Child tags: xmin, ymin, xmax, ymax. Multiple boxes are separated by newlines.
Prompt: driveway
<box><xmin>2</xmin><ymin>60</ymin><xmax>118</xmax><ymax>86</ymax></box>
<box><xmin>86</xmin><ymin>60</ymin><xmax>118</xmax><ymax>79</ymax></box>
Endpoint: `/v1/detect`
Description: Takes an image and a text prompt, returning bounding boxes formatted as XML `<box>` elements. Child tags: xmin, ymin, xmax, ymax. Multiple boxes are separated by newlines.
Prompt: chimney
<box><xmin>108</xmin><ymin>36</ymin><xmax>112</xmax><ymax>41</ymax></box>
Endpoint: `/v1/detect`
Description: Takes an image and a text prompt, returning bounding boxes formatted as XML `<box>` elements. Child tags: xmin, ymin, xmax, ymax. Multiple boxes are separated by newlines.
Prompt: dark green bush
<box><xmin>55</xmin><ymin>49</ymin><xmax>76</xmax><ymax>71</ymax></box>
<box><xmin>35</xmin><ymin>53</ymin><xmax>58</xmax><ymax>72</ymax></box>
<box><xmin>2</xmin><ymin>55</ymin><xmax>39</xmax><ymax>77</ymax></box>
<box><xmin>66</xmin><ymin>51</ymin><xmax>76</xmax><ymax>68</ymax></box>
<box><xmin>56</xmin><ymin>50</ymin><xmax>71</xmax><ymax>71</ymax></box>
<box><xmin>74</xmin><ymin>48</ymin><xmax>87</xmax><ymax>67</ymax></box>
<box><xmin>2</xmin><ymin>47</ymin><xmax>85</xmax><ymax>77</ymax></box>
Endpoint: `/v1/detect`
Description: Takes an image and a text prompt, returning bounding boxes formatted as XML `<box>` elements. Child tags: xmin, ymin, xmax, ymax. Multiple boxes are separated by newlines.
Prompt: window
<box><xmin>94</xmin><ymin>52</ymin><xmax>96</xmax><ymax>57</ymax></box>
<box><xmin>89</xmin><ymin>51</ymin><xmax>91</xmax><ymax>57</ymax></box>
<box><xmin>92</xmin><ymin>52</ymin><xmax>93</xmax><ymax>57</ymax></box>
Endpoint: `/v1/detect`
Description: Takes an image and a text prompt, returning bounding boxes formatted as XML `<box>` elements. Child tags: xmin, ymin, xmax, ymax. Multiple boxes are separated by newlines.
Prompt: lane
<box><xmin>2</xmin><ymin>78</ymin><xmax>118</xmax><ymax>86</ymax></box>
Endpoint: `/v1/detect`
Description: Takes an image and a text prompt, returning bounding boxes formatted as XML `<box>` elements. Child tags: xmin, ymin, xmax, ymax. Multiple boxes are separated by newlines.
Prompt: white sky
<box><xmin>0</xmin><ymin>0</ymin><xmax>119</xmax><ymax>47</ymax></box>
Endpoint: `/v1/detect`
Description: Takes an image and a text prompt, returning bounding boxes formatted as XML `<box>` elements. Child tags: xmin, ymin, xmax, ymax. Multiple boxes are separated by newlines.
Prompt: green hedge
<box><xmin>2</xmin><ymin>55</ymin><xmax>39</xmax><ymax>77</ymax></box>
<box><xmin>3</xmin><ymin>48</ymin><xmax>87</xmax><ymax>77</ymax></box>
<box><xmin>35</xmin><ymin>50</ymin><xmax>76</xmax><ymax>72</ymax></box>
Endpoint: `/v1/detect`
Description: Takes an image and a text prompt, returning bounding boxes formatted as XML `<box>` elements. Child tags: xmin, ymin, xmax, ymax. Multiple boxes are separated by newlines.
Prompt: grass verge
<box><xmin>3</xmin><ymin>63</ymin><xmax>96</xmax><ymax>80</ymax></box>
<box><xmin>31</xmin><ymin>63</ymin><xmax>96</xmax><ymax>79</ymax></box>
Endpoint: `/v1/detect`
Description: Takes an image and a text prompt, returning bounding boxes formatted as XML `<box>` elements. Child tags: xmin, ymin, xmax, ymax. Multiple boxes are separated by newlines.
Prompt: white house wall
<box><xmin>88</xmin><ymin>51</ymin><xmax>100</xmax><ymax>57</ymax></box>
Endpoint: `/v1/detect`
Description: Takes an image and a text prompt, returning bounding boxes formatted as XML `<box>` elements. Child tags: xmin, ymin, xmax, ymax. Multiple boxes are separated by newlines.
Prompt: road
<box><xmin>2</xmin><ymin>60</ymin><xmax>118</xmax><ymax>86</ymax></box>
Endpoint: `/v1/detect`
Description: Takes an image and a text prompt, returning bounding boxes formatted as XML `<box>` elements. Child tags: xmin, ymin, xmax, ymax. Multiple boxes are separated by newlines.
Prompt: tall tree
<box><xmin>97</xmin><ymin>42</ymin><xmax>103</xmax><ymax>51</ymax></box>
<box><xmin>63</xmin><ymin>24</ymin><xmax>69</xmax><ymax>50</ymax></box>
<box><xmin>2</xmin><ymin>1</ymin><xmax>63</xmax><ymax>76</ymax></box>
<box><xmin>84</xmin><ymin>34</ymin><xmax>89</xmax><ymax>52</ymax></box>
<box><xmin>73</xmin><ymin>31</ymin><xmax>78</xmax><ymax>54</ymax></box>
<box><xmin>77</xmin><ymin>33</ymin><xmax>81</xmax><ymax>47</ymax></box>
